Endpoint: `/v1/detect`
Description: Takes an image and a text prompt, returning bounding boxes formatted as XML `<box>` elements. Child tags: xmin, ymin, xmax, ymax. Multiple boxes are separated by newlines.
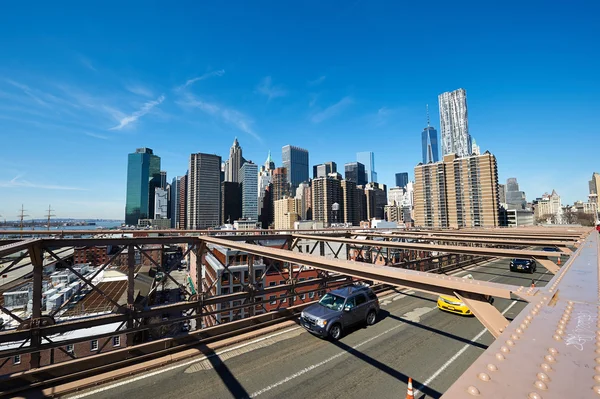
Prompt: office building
<box><xmin>589</xmin><ymin>172</ymin><xmax>600</xmax><ymax>214</ymax></box>
<box><xmin>239</xmin><ymin>162</ymin><xmax>258</xmax><ymax>221</ymax></box>
<box><xmin>472</xmin><ymin>138</ymin><xmax>481</xmax><ymax>156</ymax></box>
<box><xmin>313</xmin><ymin>162</ymin><xmax>337</xmax><ymax>179</ymax></box>
<box><xmin>159</xmin><ymin>171</ymin><xmax>167</xmax><ymax>189</ymax></box>
<box><xmin>177</xmin><ymin>175</ymin><xmax>187</xmax><ymax>229</ymax></box>
<box><xmin>421</xmin><ymin>106</ymin><xmax>439</xmax><ymax>163</ymax></box>
<box><xmin>344</xmin><ymin>162</ymin><xmax>367</xmax><ymax>186</ymax></box>
<box><xmin>272</xmin><ymin>167</ymin><xmax>289</xmax><ymax>201</ymax></box>
<box><xmin>365</xmin><ymin>182</ymin><xmax>387</xmax><ymax>220</ymax></box>
<box><xmin>312</xmin><ymin>175</ymin><xmax>343</xmax><ymax>225</ymax></box>
<box><xmin>296</xmin><ymin>182</ymin><xmax>312</xmax><ymax>220</ymax></box>
<box><xmin>356</xmin><ymin>152</ymin><xmax>377</xmax><ymax>183</ymax></box>
<box><xmin>414</xmin><ymin>152</ymin><xmax>499</xmax><ymax>228</ymax></box>
<box><xmin>341</xmin><ymin>180</ymin><xmax>360</xmax><ymax>226</ymax></box>
<box><xmin>170</xmin><ymin>177</ymin><xmax>182</xmax><ymax>228</ymax></box>
<box><xmin>259</xmin><ymin>185</ymin><xmax>273</xmax><ymax>229</ymax></box>
<box><xmin>438</xmin><ymin>88</ymin><xmax>472</xmax><ymax>157</ymax></box>
<box><xmin>498</xmin><ymin>184</ymin><xmax>506</xmax><ymax>205</ymax></box>
<box><xmin>274</xmin><ymin>197</ymin><xmax>301</xmax><ymax>230</ymax></box>
<box><xmin>505</xmin><ymin>178</ymin><xmax>527</xmax><ymax>210</ymax></box>
<box><xmin>221</xmin><ymin>182</ymin><xmax>242</xmax><ymax>224</ymax></box>
<box><xmin>187</xmin><ymin>153</ymin><xmax>221</xmax><ymax>229</ymax></box>
<box><xmin>154</xmin><ymin>188</ymin><xmax>169</xmax><ymax>219</ymax></box>
<box><xmin>125</xmin><ymin>148</ymin><xmax>161</xmax><ymax>225</ymax></box>
<box><xmin>533</xmin><ymin>190</ymin><xmax>562</xmax><ymax>223</ymax></box>
<box><xmin>282</xmin><ymin>145</ymin><xmax>309</xmax><ymax>193</ymax></box>
<box><xmin>224</xmin><ymin>138</ymin><xmax>245</xmax><ymax>183</ymax></box>
<box><xmin>395</xmin><ymin>172</ymin><xmax>409</xmax><ymax>189</ymax></box>
<box><xmin>258</xmin><ymin>152</ymin><xmax>274</xmax><ymax>219</ymax></box>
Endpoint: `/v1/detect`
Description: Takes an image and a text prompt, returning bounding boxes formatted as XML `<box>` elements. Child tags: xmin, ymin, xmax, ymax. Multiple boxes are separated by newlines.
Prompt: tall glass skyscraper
<box><xmin>395</xmin><ymin>172</ymin><xmax>409</xmax><ymax>188</ymax></box>
<box><xmin>421</xmin><ymin>126</ymin><xmax>439</xmax><ymax>163</ymax></box>
<box><xmin>356</xmin><ymin>151</ymin><xmax>377</xmax><ymax>183</ymax></box>
<box><xmin>344</xmin><ymin>162</ymin><xmax>366</xmax><ymax>186</ymax></box>
<box><xmin>282</xmin><ymin>145</ymin><xmax>309</xmax><ymax>194</ymax></box>
<box><xmin>125</xmin><ymin>148</ymin><xmax>161</xmax><ymax>225</ymax></box>
<box><xmin>438</xmin><ymin>88</ymin><xmax>472</xmax><ymax>157</ymax></box>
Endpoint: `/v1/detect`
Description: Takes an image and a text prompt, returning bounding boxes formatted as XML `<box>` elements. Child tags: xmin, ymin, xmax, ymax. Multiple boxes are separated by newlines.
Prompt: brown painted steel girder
<box><xmin>292</xmin><ymin>233</ymin><xmax>562</xmax><ymax>259</ymax></box>
<box><xmin>360</xmin><ymin>232</ymin><xmax>573</xmax><ymax>247</ymax></box>
<box><xmin>202</xmin><ymin>236</ymin><xmax>525</xmax><ymax>300</ymax></box>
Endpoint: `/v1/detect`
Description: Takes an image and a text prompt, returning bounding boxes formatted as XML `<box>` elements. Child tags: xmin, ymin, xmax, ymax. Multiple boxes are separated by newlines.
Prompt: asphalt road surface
<box><xmin>69</xmin><ymin>258</ymin><xmax>552</xmax><ymax>399</ymax></box>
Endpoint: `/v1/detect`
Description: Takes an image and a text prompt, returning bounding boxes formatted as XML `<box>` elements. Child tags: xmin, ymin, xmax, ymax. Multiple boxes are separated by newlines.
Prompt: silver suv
<box><xmin>300</xmin><ymin>284</ymin><xmax>380</xmax><ymax>340</ymax></box>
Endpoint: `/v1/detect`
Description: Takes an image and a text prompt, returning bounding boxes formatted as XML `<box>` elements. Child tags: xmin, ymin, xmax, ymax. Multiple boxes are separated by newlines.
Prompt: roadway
<box><xmin>67</xmin><ymin>258</ymin><xmax>552</xmax><ymax>399</ymax></box>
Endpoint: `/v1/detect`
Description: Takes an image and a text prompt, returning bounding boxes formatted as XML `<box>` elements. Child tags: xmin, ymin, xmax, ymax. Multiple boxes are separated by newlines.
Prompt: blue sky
<box><xmin>1</xmin><ymin>1</ymin><xmax>599</xmax><ymax>220</ymax></box>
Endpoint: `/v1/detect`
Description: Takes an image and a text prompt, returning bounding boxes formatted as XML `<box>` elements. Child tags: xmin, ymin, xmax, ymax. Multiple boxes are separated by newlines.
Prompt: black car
<box><xmin>509</xmin><ymin>258</ymin><xmax>536</xmax><ymax>273</ymax></box>
<box><xmin>542</xmin><ymin>247</ymin><xmax>561</xmax><ymax>252</ymax></box>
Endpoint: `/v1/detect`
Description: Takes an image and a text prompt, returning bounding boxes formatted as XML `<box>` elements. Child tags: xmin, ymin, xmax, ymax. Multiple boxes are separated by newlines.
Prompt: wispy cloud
<box><xmin>79</xmin><ymin>56</ymin><xmax>97</xmax><ymax>72</ymax></box>
<box><xmin>311</xmin><ymin>96</ymin><xmax>353</xmax><ymax>123</ymax></box>
<box><xmin>178</xmin><ymin>94</ymin><xmax>262</xmax><ymax>142</ymax></box>
<box><xmin>256</xmin><ymin>76</ymin><xmax>287</xmax><ymax>100</ymax></box>
<box><xmin>308</xmin><ymin>76</ymin><xmax>326</xmax><ymax>86</ymax></box>
<box><xmin>84</xmin><ymin>132</ymin><xmax>110</xmax><ymax>140</ymax></box>
<box><xmin>110</xmin><ymin>95</ymin><xmax>165</xmax><ymax>130</ymax></box>
<box><xmin>5</xmin><ymin>79</ymin><xmax>50</xmax><ymax>107</ymax></box>
<box><xmin>125</xmin><ymin>84</ymin><xmax>154</xmax><ymax>98</ymax></box>
<box><xmin>179</xmin><ymin>70</ymin><xmax>225</xmax><ymax>90</ymax></box>
<box><xmin>0</xmin><ymin>174</ymin><xmax>88</xmax><ymax>191</ymax></box>
<box><xmin>309</xmin><ymin>93</ymin><xmax>319</xmax><ymax>108</ymax></box>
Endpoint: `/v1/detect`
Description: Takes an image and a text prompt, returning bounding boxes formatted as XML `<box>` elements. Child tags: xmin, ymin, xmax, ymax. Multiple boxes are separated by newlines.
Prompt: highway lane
<box><xmin>69</xmin><ymin>257</ymin><xmax>553</xmax><ymax>399</ymax></box>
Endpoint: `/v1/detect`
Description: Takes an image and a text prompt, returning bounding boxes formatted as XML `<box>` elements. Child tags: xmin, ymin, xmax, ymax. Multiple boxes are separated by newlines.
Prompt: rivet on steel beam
<box><xmin>487</xmin><ymin>363</ymin><xmax>498</xmax><ymax>372</ymax></box>
<box><xmin>516</xmin><ymin>328</ymin><xmax>524</xmax><ymax>334</ymax></box>
<box><xmin>526</xmin><ymin>315</ymin><xmax>533</xmax><ymax>321</ymax></box>
<box><xmin>537</xmin><ymin>372</ymin><xmax>550</xmax><ymax>382</ymax></box>
<box><xmin>520</xmin><ymin>323</ymin><xmax>528</xmax><ymax>330</ymax></box>
<box><xmin>528</xmin><ymin>392</ymin><xmax>543</xmax><ymax>399</ymax></box>
<box><xmin>593</xmin><ymin>386</ymin><xmax>600</xmax><ymax>395</ymax></box>
<box><xmin>477</xmin><ymin>372</ymin><xmax>491</xmax><ymax>382</ymax></box>
<box><xmin>545</xmin><ymin>355</ymin><xmax>556</xmax><ymax>363</ymax></box>
<box><xmin>534</xmin><ymin>381</ymin><xmax>548</xmax><ymax>390</ymax></box>
<box><xmin>568</xmin><ymin>300</ymin><xmax>574</xmax><ymax>305</ymax></box>
<box><xmin>506</xmin><ymin>339</ymin><xmax>515</xmax><ymax>347</ymax></box>
<box><xmin>536</xmin><ymin>303</ymin><xmax>542</xmax><ymax>309</ymax></box>
<box><xmin>500</xmin><ymin>345</ymin><xmax>510</xmax><ymax>354</ymax></box>
<box><xmin>541</xmin><ymin>363</ymin><xmax>553</xmax><ymax>372</ymax></box>
<box><xmin>594</xmin><ymin>375</ymin><xmax>600</xmax><ymax>383</ymax></box>
<box><xmin>553</xmin><ymin>334</ymin><xmax>562</xmax><ymax>341</ymax></box>
<box><xmin>467</xmin><ymin>386</ymin><xmax>481</xmax><ymax>396</ymax></box>
<box><xmin>548</xmin><ymin>348</ymin><xmax>558</xmax><ymax>355</ymax></box>
<box><xmin>524</xmin><ymin>319</ymin><xmax>531</xmax><ymax>325</ymax></box>
<box><xmin>496</xmin><ymin>353</ymin><xmax>505</xmax><ymax>361</ymax></box>
<box><xmin>511</xmin><ymin>334</ymin><xmax>520</xmax><ymax>340</ymax></box>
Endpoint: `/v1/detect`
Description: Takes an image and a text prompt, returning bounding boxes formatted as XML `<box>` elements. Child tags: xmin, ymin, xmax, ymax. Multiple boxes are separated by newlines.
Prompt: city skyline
<box><xmin>2</xmin><ymin>2</ymin><xmax>599</xmax><ymax>218</ymax></box>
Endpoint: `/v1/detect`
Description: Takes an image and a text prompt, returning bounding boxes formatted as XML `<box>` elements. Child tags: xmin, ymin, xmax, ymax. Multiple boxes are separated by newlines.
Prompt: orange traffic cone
<box><xmin>406</xmin><ymin>377</ymin><xmax>415</xmax><ymax>399</ymax></box>
<box><xmin>557</xmin><ymin>257</ymin><xmax>561</xmax><ymax>265</ymax></box>
<box><xmin>531</xmin><ymin>280</ymin><xmax>535</xmax><ymax>288</ymax></box>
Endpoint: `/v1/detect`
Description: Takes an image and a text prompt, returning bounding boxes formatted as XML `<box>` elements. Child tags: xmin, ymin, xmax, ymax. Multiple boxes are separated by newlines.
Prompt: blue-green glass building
<box><xmin>125</xmin><ymin>148</ymin><xmax>161</xmax><ymax>225</ymax></box>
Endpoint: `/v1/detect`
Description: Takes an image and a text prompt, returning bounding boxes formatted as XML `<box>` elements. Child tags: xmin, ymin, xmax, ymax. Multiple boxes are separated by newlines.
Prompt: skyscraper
<box><xmin>344</xmin><ymin>162</ymin><xmax>367</xmax><ymax>186</ymax></box>
<box><xmin>395</xmin><ymin>172</ymin><xmax>409</xmax><ymax>188</ymax></box>
<box><xmin>589</xmin><ymin>172</ymin><xmax>600</xmax><ymax>214</ymax></box>
<box><xmin>125</xmin><ymin>147</ymin><xmax>161</xmax><ymax>225</ymax></box>
<box><xmin>178</xmin><ymin>174</ymin><xmax>187</xmax><ymax>229</ymax></box>
<box><xmin>187</xmin><ymin>153</ymin><xmax>221</xmax><ymax>229</ymax></box>
<box><xmin>312</xmin><ymin>175</ymin><xmax>343</xmax><ymax>225</ymax></box>
<box><xmin>438</xmin><ymin>88</ymin><xmax>472</xmax><ymax>157</ymax></box>
<box><xmin>414</xmin><ymin>152</ymin><xmax>499</xmax><ymax>228</ymax></box>
<box><xmin>239</xmin><ymin>162</ymin><xmax>258</xmax><ymax>221</ymax></box>
<box><xmin>170</xmin><ymin>176</ymin><xmax>183</xmax><ymax>228</ymax></box>
<box><xmin>356</xmin><ymin>152</ymin><xmax>377</xmax><ymax>183</ymax></box>
<box><xmin>272</xmin><ymin>167</ymin><xmax>288</xmax><ymax>201</ymax></box>
<box><xmin>421</xmin><ymin>106</ymin><xmax>440</xmax><ymax>164</ymax></box>
<box><xmin>154</xmin><ymin>188</ymin><xmax>169</xmax><ymax>219</ymax></box>
<box><xmin>313</xmin><ymin>162</ymin><xmax>337</xmax><ymax>179</ymax></box>
<box><xmin>258</xmin><ymin>151</ymin><xmax>275</xmax><ymax>219</ymax></box>
<box><xmin>221</xmin><ymin>182</ymin><xmax>242</xmax><ymax>224</ymax></box>
<box><xmin>341</xmin><ymin>180</ymin><xmax>360</xmax><ymax>226</ymax></box>
<box><xmin>282</xmin><ymin>145</ymin><xmax>309</xmax><ymax>194</ymax></box>
<box><xmin>224</xmin><ymin>138</ymin><xmax>245</xmax><ymax>183</ymax></box>
<box><xmin>505</xmin><ymin>178</ymin><xmax>527</xmax><ymax>210</ymax></box>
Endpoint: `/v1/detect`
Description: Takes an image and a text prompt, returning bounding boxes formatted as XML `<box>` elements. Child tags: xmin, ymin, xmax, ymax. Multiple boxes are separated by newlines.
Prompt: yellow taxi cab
<box><xmin>437</xmin><ymin>274</ymin><xmax>473</xmax><ymax>316</ymax></box>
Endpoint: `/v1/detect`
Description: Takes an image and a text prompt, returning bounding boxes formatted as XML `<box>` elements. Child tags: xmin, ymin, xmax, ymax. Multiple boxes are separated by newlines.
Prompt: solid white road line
<box><xmin>248</xmin><ymin>322</ymin><xmax>407</xmax><ymax>397</ymax></box>
<box><xmin>412</xmin><ymin>300</ymin><xmax>518</xmax><ymax>398</ymax></box>
<box><xmin>67</xmin><ymin>326</ymin><xmax>302</xmax><ymax>399</ymax></box>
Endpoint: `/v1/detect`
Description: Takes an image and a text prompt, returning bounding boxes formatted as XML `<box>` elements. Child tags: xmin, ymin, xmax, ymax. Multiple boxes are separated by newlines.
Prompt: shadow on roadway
<box><xmin>200</xmin><ymin>344</ymin><xmax>250</xmax><ymax>398</ymax></box>
<box><xmin>328</xmin><ymin>332</ymin><xmax>443</xmax><ymax>398</ymax></box>
<box><xmin>446</xmin><ymin>268</ymin><xmax>552</xmax><ymax>285</ymax></box>
<box><xmin>377</xmin><ymin>310</ymin><xmax>488</xmax><ymax>350</ymax></box>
